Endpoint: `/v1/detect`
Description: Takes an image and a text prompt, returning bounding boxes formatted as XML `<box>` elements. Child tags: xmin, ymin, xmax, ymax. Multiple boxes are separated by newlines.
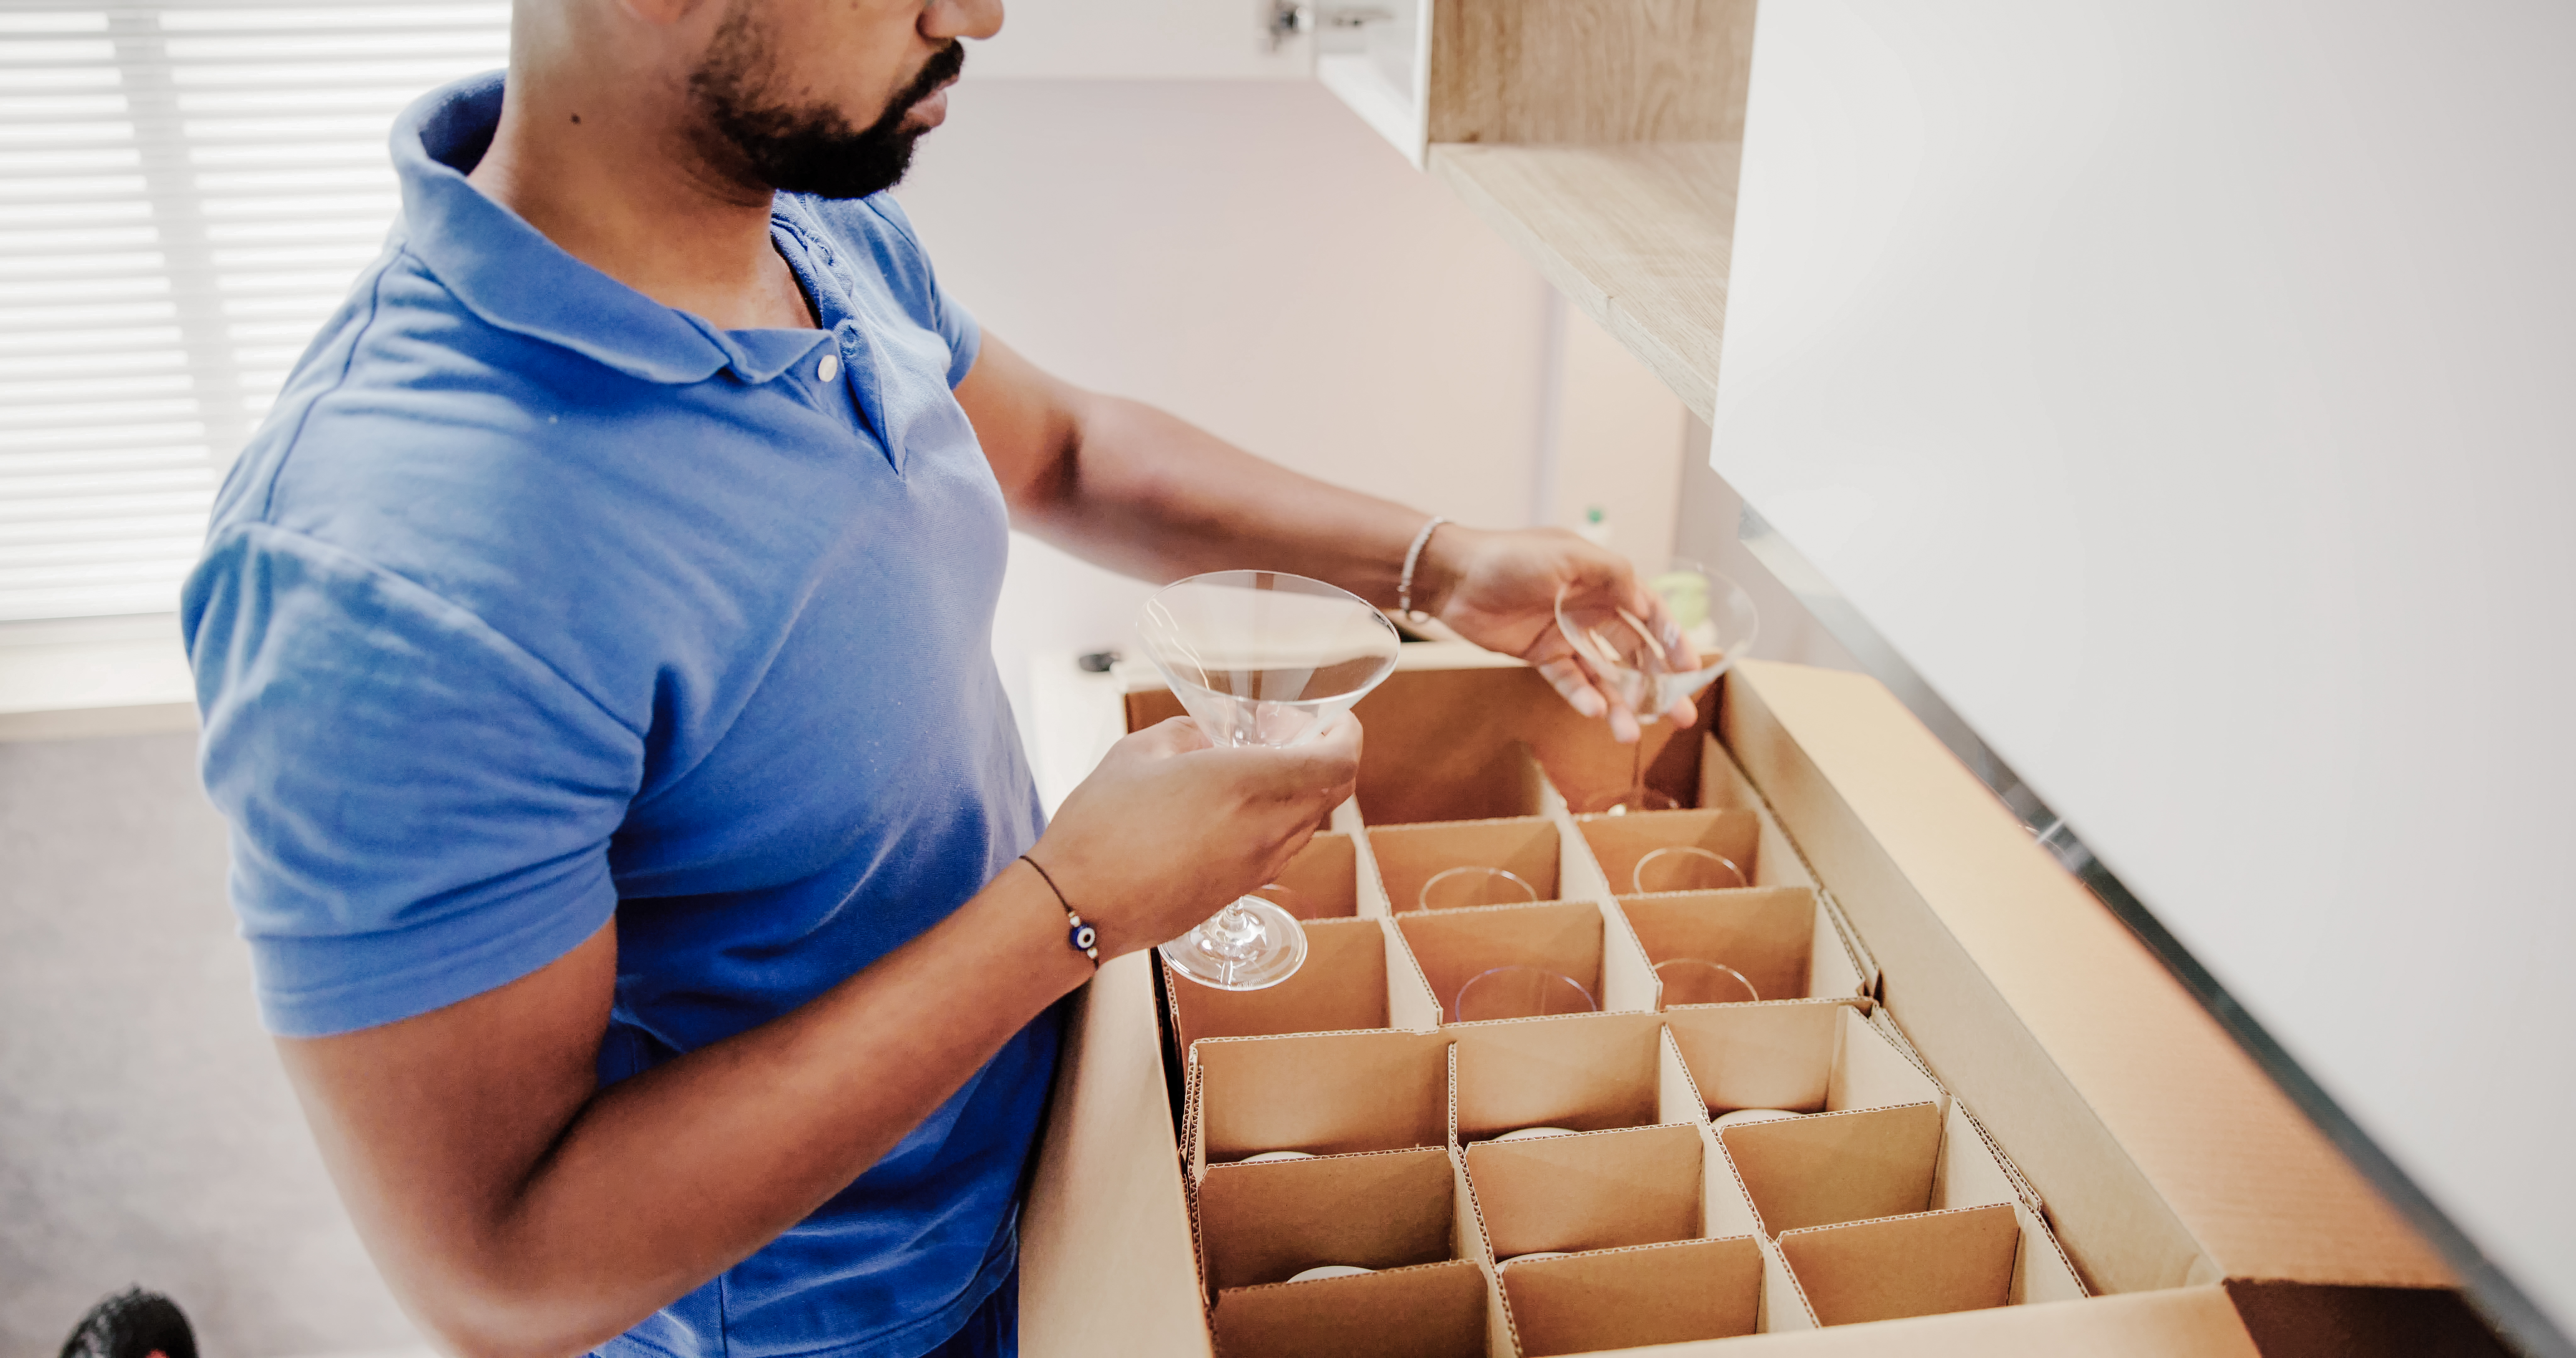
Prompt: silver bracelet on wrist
<box><xmin>1397</xmin><ymin>516</ymin><xmax>1450</xmax><ymax>621</ymax></box>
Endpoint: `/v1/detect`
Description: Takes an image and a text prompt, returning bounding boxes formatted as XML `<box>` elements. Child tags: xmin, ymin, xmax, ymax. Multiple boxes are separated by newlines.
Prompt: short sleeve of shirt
<box><xmin>185</xmin><ymin>522</ymin><xmax>645</xmax><ymax>1037</ymax></box>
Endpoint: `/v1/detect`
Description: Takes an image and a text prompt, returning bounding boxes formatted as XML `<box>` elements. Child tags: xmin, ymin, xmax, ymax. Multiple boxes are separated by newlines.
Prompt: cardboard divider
<box><xmin>1450</xmin><ymin>1010</ymin><xmax>1675</xmax><ymax>1141</ymax></box>
<box><xmin>1263</xmin><ymin>829</ymin><xmax>1363</xmax><ymax>920</ymax></box>
<box><xmin>1366</xmin><ymin>815</ymin><xmax>1567</xmax><ymax>911</ymax></box>
<box><xmin>1459</xmin><ymin>1121</ymin><xmax>1711</xmax><ymax>1260</ymax></box>
<box><xmin>1186</xmin><ymin>1028</ymin><xmax>1451</xmax><ymax>1175</ymax></box>
<box><xmin>1617</xmin><ymin>886</ymin><xmax>1868</xmax><ymax>1005</ymax></box>
<box><xmin>1209</xmin><ymin>1257</ymin><xmax>1494</xmax><ymax>1358</ymax></box>
<box><xmin>1666</xmin><ymin>1002</ymin><xmax>1942</xmax><ymax>1120</ymax></box>
<box><xmin>1774</xmin><ymin>1199</ymin><xmax>2089</xmax><ymax>1328</ymax></box>
<box><xmin>1496</xmin><ymin>1235</ymin><xmax>1767</xmax><ymax>1356</ymax></box>
<box><xmin>1720</xmin><ymin>1098</ymin><xmax>2026</xmax><ymax>1238</ymax></box>
<box><xmin>1194</xmin><ymin>1145</ymin><xmax>1460</xmax><ymax>1295</ymax></box>
<box><xmin>1163</xmin><ymin>916</ymin><xmax>1442</xmax><ymax>1054</ymax></box>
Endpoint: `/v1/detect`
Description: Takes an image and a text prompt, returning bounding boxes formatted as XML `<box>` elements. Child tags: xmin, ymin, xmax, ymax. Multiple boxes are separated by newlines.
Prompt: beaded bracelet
<box><xmin>1019</xmin><ymin>854</ymin><xmax>1098</xmax><ymax>967</ymax></box>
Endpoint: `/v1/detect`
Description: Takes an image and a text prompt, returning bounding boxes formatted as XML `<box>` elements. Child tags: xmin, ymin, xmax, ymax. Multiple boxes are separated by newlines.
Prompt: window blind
<box><xmin>0</xmin><ymin>1</ymin><xmax>508</xmax><ymax>621</ymax></box>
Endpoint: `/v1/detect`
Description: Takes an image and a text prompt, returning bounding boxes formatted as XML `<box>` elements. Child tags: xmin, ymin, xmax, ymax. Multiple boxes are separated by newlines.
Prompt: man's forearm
<box><xmin>289</xmin><ymin>868</ymin><xmax>1093</xmax><ymax>1358</ymax></box>
<box><xmin>1017</xmin><ymin>393</ymin><xmax>1462</xmax><ymax>609</ymax></box>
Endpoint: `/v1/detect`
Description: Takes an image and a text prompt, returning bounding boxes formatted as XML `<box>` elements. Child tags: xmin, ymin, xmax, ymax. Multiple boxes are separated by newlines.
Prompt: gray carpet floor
<box><xmin>0</xmin><ymin>731</ymin><xmax>419</xmax><ymax>1358</ymax></box>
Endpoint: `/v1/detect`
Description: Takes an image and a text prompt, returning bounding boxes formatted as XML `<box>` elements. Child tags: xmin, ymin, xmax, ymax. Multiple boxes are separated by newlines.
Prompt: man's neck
<box><xmin>466</xmin><ymin>66</ymin><xmax>818</xmax><ymax>333</ymax></box>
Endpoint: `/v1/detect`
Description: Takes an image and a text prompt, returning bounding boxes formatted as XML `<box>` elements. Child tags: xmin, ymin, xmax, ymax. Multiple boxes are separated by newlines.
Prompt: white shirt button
<box><xmin>817</xmin><ymin>352</ymin><xmax>841</xmax><ymax>383</ymax></box>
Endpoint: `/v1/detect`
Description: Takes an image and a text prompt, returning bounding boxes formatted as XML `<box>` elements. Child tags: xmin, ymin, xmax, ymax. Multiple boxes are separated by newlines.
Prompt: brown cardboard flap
<box><xmin>1368</xmin><ymin>815</ymin><xmax>1564</xmax><ymax>910</ymax></box>
<box><xmin>1724</xmin><ymin>1101</ymin><xmax>1944</xmax><ymax>1234</ymax></box>
<box><xmin>1779</xmin><ymin>1203</ymin><xmax>2021</xmax><ymax>1326</ymax></box>
<box><xmin>1166</xmin><ymin>917</ymin><xmax>1396</xmax><ymax>1051</ymax></box>
<box><xmin>1666</xmin><ymin>1001</ymin><xmax>1933</xmax><ymax>1118</ymax></box>
<box><xmin>1500</xmin><ymin>1235</ymin><xmax>1765</xmax><ymax>1356</ymax></box>
<box><xmin>1196</xmin><ymin>1146</ymin><xmax>1457</xmax><ymax>1294</ymax></box>
<box><xmin>1264</xmin><ymin>831</ymin><xmax>1362</xmax><ymax>919</ymax></box>
<box><xmin>1396</xmin><ymin>899</ymin><xmax>1607</xmax><ymax>1021</ymax></box>
<box><xmin>1451</xmin><ymin>1010</ymin><xmax>1665</xmax><ymax>1140</ymax></box>
<box><xmin>1724</xmin><ymin>661</ymin><xmax>2446</xmax><ymax>1289</ymax></box>
<box><xmin>1019</xmin><ymin>953</ymin><xmax>1215</xmax><ymax>1358</ymax></box>
<box><xmin>1190</xmin><ymin>1029</ymin><xmax>1451</xmax><ymax>1173</ymax></box>
<box><xmin>1209</xmin><ymin>1258</ymin><xmax>1492</xmax><ymax>1358</ymax></box>
<box><xmin>1576</xmin><ymin>808</ymin><xmax>1763</xmax><ymax>897</ymax></box>
<box><xmin>1616</xmin><ymin>886</ymin><xmax>1819</xmax><ymax>1003</ymax></box>
<box><xmin>1462</xmin><ymin>1121</ymin><xmax>1705</xmax><ymax>1258</ymax></box>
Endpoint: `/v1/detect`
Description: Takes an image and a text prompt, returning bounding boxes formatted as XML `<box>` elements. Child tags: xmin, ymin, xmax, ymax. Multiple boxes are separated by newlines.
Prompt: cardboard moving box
<box><xmin>1026</xmin><ymin>656</ymin><xmax>2460</xmax><ymax>1355</ymax></box>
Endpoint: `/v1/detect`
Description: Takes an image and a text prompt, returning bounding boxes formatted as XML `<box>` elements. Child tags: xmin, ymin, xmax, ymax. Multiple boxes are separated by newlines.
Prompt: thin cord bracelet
<box><xmin>1398</xmin><ymin>515</ymin><xmax>1450</xmax><ymax>621</ymax></box>
<box><xmin>1019</xmin><ymin>854</ymin><xmax>1098</xmax><ymax>968</ymax></box>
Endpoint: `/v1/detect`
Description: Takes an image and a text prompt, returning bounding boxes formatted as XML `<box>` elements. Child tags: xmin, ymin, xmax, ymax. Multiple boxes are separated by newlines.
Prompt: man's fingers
<box><xmin>1665</xmin><ymin>693</ymin><xmax>1702</xmax><ymax>726</ymax></box>
<box><xmin>1536</xmin><ymin>658</ymin><xmax>1608</xmax><ymax>719</ymax></box>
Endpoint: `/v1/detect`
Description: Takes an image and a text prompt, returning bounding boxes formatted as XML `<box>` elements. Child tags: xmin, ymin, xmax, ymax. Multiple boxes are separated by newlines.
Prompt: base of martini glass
<box><xmin>1159</xmin><ymin>895</ymin><xmax>1312</xmax><ymax>991</ymax></box>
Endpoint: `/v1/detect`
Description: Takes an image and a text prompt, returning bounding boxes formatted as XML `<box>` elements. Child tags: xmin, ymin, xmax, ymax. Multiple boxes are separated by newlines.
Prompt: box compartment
<box><xmin>1260</xmin><ymin>829</ymin><xmax>1365</xmax><ymax>920</ymax></box>
<box><xmin>1395</xmin><ymin>899</ymin><xmax>1637</xmax><ymax>1022</ymax></box>
<box><xmin>1208</xmin><ymin>1257</ymin><xmax>1496</xmax><ymax>1358</ymax></box>
<box><xmin>1457</xmin><ymin>1120</ymin><xmax>1712</xmax><ymax>1260</ymax></box>
<box><xmin>1576</xmin><ymin>807</ymin><xmax>1772</xmax><ymax>896</ymax></box>
<box><xmin>1717</xmin><ymin>1099</ymin><xmax>2029</xmax><ymax>1238</ymax></box>
<box><xmin>1186</xmin><ymin>1028</ymin><xmax>1451</xmax><ymax>1173</ymax></box>
<box><xmin>1774</xmin><ymin>1199</ymin><xmax>2088</xmax><ymax>1327</ymax></box>
<box><xmin>1665</xmin><ymin>1001</ymin><xmax>1939</xmax><ymax>1120</ymax></box>
<box><xmin>1447</xmin><ymin>1010</ymin><xmax>1697</xmax><ymax>1142</ymax></box>
<box><xmin>1194</xmin><ymin>1144</ymin><xmax>1460</xmax><ymax>1295</ymax></box>
<box><xmin>1618</xmin><ymin>886</ymin><xmax>1868</xmax><ymax>1007</ymax></box>
<box><xmin>1496</xmin><ymin>1235</ymin><xmax>1770</xmax><ymax>1356</ymax></box>
<box><xmin>1162</xmin><ymin>915</ymin><xmax>1441</xmax><ymax>1053</ymax></box>
<box><xmin>1366</xmin><ymin>815</ymin><xmax>1567</xmax><ymax>911</ymax></box>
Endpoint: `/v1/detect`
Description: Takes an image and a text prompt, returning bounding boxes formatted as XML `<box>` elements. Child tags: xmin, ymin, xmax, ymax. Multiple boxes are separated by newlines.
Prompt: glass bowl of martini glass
<box><xmin>1554</xmin><ymin>560</ymin><xmax>1760</xmax><ymax>814</ymax></box>
<box><xmin>1135</xmin><ymin>571</ymin><xmax>1402</xmax><ymax>990</ymax></box>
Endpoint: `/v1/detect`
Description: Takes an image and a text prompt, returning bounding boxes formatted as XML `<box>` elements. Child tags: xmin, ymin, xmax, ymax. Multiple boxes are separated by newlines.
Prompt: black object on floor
<box><xmin>59</xmin><ymin>1288</ymin><xmax>198</xmax><ymax>1358</ymax></box>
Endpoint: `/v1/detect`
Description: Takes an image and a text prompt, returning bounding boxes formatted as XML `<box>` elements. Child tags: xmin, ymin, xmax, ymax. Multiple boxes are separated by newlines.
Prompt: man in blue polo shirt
<box><xmin>182</xmin><ymin>2</ymin><xmax>1689</xmax><ymax>1356</ymax></box>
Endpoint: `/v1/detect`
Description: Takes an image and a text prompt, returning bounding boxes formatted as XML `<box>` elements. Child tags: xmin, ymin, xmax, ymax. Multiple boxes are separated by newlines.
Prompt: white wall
<box><xmin>1711</xmin><ymin>0</ymin><xmax>2576</xmax><ymax>1336</ymax></box>
<box><xmin>893</xmin><ymin>78</ymin><xmax>1557</xmax><ymax>728</ymax></box>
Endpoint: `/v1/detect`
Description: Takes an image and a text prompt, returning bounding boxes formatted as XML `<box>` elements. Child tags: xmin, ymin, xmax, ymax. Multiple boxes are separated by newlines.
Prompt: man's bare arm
<box><xmin>954</xmin><ymin>333</ymin><xmax>1700</xmax><ymax>734</ymax></box>
<box><xmin>279</xmin><ymin>719</ymin><xmax>1358</xmax><ymax>1358</ymax></box>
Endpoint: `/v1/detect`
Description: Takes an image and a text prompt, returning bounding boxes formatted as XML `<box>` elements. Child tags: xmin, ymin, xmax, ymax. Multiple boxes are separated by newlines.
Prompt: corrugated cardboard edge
<box><xmin>1575</xmin><ymin>1284</ymin><xmax>2261</xmax><ymax>1355</ymax></box>
<box><xmin>1725</xmin><ymin>660</ymin><xmax>2450</xmax><ymax>1290</ymax></box>
<box><xmin>1020</xmin><ymin>952</ymin><xmax>1216</xmax><ymax>1358</ymax></box>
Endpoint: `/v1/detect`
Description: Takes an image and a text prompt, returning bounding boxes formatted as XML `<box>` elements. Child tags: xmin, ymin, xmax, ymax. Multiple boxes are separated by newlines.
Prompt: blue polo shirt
<box><xmin>181</xmin><ymin>73</ymin><xmax>1056</xmax><ymax>1358</ymax></box>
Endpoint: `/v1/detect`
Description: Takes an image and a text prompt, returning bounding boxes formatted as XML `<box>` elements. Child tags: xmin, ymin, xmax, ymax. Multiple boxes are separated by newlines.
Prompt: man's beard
<box><xmin>688</xmin><ymin>12</ymin><xmax>965</xmax><ymax>201</ymax></box>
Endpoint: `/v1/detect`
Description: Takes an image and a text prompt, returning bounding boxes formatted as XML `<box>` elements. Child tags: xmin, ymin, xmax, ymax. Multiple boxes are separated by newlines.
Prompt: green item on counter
<box><xmin>1652</xmin><ymin>571</ymin><xmax>1710</xmax><ymax>630</ymax></box>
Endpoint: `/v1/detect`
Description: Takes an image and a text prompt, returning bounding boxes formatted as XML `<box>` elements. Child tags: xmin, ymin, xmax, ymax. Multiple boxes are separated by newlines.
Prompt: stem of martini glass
<box><xmin>1627</xmin><ymin>728</ymin><xmax>1649</xmax><ymax>810</ymax></box>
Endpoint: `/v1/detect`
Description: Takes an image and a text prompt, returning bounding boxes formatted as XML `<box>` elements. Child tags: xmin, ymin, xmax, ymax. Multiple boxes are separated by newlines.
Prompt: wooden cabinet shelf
<box><xmin>1431</xmin><ymin>141</ymin><xmax>1742</xmax><ymax>424</ymax></box>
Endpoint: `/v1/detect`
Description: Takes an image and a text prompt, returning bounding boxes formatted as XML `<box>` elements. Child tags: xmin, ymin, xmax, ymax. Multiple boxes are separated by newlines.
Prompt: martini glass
<box><xmin>1555</xmin><ymin>561</ymin><xmax>1759</xmax><ymax>815</ymax></box>
<box><xmin>1137</xmin><ymin>571</ymin><xmax>1402</xmax><ymax>990</ymax></box>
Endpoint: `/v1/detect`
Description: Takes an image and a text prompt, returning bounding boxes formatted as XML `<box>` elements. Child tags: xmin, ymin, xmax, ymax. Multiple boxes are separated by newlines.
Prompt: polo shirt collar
<box><xmin>392</xmin><ymin>72</ymin><xmax>826</xmax><ymax>386</ymax></box>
